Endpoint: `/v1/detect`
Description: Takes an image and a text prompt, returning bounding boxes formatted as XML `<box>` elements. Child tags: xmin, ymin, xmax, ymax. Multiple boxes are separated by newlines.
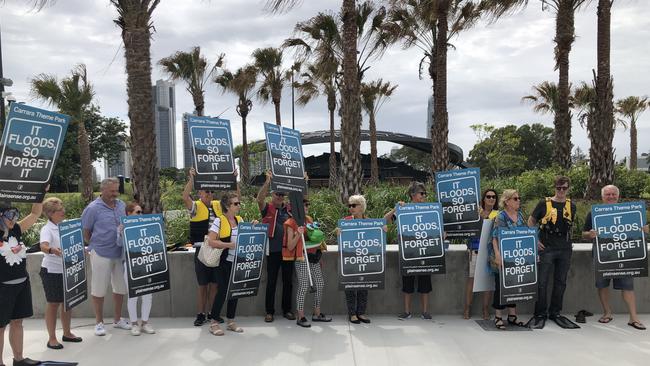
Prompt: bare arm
<box><xmin>182</xmin><ymin>168</ymin><xmax>196</xmax><ymax>211</ymax></box>
<box><xmin>286</xmin><ymin>225</ymin><xmax>303</xmax><ymax>251</ymax></box>
<box><xmin>527</xmin><ymin>216</ymin><xmax>537</xmax><ymax>227</ymax></box>
<box><xmin>256</xmin><ymin>170</ymin><xmax>272</xmax><ymax>212</ymax></box>
<box><xmin>206</xmin><ymin>231</ymin><xmax>236</xmax><ymax>250</ymax></box>
<box><xmin>18</xmin><ymin>202</ymin><xmax>43</xmax><ymax>233</ymax></box>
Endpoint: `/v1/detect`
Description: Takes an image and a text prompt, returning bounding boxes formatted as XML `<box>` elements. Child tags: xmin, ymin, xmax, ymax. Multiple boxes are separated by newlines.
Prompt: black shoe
<box><xmin>528</xmin><ymin>315</ymin><xmax>546</xmax><ymax>329</ymax></box>
<box><xmin>13</xmin><ymin>358</ymin><xmax>41</xmax><ymax>366</ymax></box>
<box><xmin>193</xmin><ymin>313</ymin><xmax>206</xmax><ymax>326</ymax></box>
<box><xmin>552</xmin><ymin>315</ymin><xmax>580</xmax><ymax>329</ymax></box>
<box><xmin>312</xmin><ymin>313</ymin><xmax>332</xmax><ymax>322</ymax></box>
<box><xmin>284</xmin><ymin>311</ymin><xmax>296</xmax><ymax>320</ymax></box>
<box><xmin>264</xmin><ymin>314</ymin><xmax>274</xmax><ymax>323</ymax></box>
<box><xmin>357</xmin><ymin>315</ymin><xmax>371</xmax><ymax>324</ymax></box>
<box><xmin>297</xmin><ymin>317</ymin><xmax>311</xmax><ymax>328</ymax></box>
<box><xmin>47</xmin><ymin>342</ymin><xmax>64</xmax><ymax>350</ymax></box>
<box><xmin>62</xmin><ymin>335</ymin><xmax>83</xmax><ymax>342</ymax></box>
<box><xmin>349</xmin><ymin>315</ymin><xmax>361</xmax><ymax>324</ymax></box>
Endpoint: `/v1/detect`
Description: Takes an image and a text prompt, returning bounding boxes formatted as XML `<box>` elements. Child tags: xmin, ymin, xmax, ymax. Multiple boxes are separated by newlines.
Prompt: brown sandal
<box><xmin>209</xmin><ymin>323</ymin><xmax>224</xmax><ymax>336</ymax></box>
<box><xmin>227</xmin><ymin>321</ymin><xmax>243</xmax><ymax>333</ymax></box>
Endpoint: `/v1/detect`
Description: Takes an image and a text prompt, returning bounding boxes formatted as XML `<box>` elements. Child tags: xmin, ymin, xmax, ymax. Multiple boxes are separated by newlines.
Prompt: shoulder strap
<box><xmin>564</xmin><ymin>198</ymin><xmax>572</xmax><ymax>221</ymax></box>
<box><xmin>541</xmin><ymin>197</ymin><xmax>554</xmax><ymax>225</ymax></box>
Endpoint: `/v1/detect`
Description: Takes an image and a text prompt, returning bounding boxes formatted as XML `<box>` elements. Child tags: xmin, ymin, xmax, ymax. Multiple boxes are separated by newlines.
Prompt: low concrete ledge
<box><xmin>25</xmin><ymin>244</ymin><xmax>650</xmax><ymax>318</ymax></box>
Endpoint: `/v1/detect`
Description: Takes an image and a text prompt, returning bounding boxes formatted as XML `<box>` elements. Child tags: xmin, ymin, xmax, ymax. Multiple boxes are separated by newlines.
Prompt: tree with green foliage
<box><xmin>360</xmin><ymin>79</ymin><xmax>397</xmax><ymax>184</ymax></box>
<box><xmin>385</xmin><ymin>146</ymin><xmax>431</xmax><ymax>172</ymax></box>
<box><xmin>252</xmin><ymin>47</ymin><xmax>287</xmax><ymax>126</ymax></box>
<box><xmin>615</xmin><ymin>96</ymin><xmax>648</xmax><ymax>170</ymax></box>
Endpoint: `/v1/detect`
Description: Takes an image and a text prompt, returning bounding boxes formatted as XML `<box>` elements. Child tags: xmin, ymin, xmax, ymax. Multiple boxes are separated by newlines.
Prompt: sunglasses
<box><xmin>485</xmin><ymin>195</ymin><xmax>496</xmax><ymax>199</ymax></box>
<box><xmin>134</xmin><ymin>210</ymin><xmax>143</xmax><ymax>215</ymax></box>
<box><xmin>2</xmin><ymin>209</ymin><xmax>19</xmax><ymax>221</ymax></box>
<box><xmin>348</xmin><ymin>204</ymin><xmax>358</xmax><ymax>208</ymax></box>
<box><xmin>555</xmin><ymin>186</ymin><xmax>569</xmax><ymax>191</ymax></box>
<box><xmin>417</xmin><ymin>191</ymin><xmax>427</xmax><ymax>196</ymax></box>
<box><xmin>231</xmin><ymin>202</ymin><xmax>241</xmax><ymax>206</ymax></box>
<box><xmin>274</xmin><ymin>192</ymin><xmax>286</xmax><ymax>197</ymax></box>
<box><xmin>204</xmin><ymin>191</ymin><xmax>214</xmax><ymax>194</ymax></box>
<box><xmin>510</xmin><ymin>197</ymin><xmax>521</xmax><ymax>201</ymax></box>
<box><xmin>303</xmin><ymin>201</ymin><xmax>310</xmax><ymax>207</ymax></box>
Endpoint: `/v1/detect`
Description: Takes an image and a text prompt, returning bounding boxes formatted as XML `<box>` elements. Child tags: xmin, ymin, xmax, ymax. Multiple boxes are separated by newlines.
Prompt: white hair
<box><xmin>100</xmin><ymin>177</ymin><xmax>119</xmax><ymax>190</ymax></box>
<box><xmin>601</xmin><ymin>184</ymin><xmax>619</xmax><ymax>197</ymax></box>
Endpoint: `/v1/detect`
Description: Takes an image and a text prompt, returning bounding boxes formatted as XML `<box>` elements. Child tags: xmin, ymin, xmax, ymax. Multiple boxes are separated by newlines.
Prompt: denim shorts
<box><xmin>595</xmin><ymin>277</ymin><xmax>634</xmax><ymax>291</ymax></box>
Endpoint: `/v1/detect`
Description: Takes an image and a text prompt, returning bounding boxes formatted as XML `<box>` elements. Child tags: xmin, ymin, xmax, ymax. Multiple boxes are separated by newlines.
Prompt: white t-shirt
<box><xmin>209</xmin><ymin>217</ymin><xmax>238</xmax><ymax>263</ymax></box>
<box><xmin>40</xmin><ymin>220</ymin><xmax>63</xmax><ymax>273</ymax></box>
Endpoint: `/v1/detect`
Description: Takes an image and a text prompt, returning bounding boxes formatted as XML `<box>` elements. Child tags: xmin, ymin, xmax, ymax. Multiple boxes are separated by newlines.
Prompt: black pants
<box><xmin>492</xmin><ymin>272</ymin><xmax>516</xmax><ymax>310</ymax></box>
<box><xmin>211</xmin><ymin>257</ymin><xmax>238</xmax><ymax>319</ymax></box>
<box><xmin>534</xmin><ymin>248</ymin><xmax>572</xmax><ymax>317</ymax></box>
<box><xmin>265</xmin><ymin>252</ymin><xmax>294</xmax><ymax>315</ymax></box>
<box><xmin>345</xmin><ymin>290</ymin><xmax>368</xmax><ymax>316</ymax></box>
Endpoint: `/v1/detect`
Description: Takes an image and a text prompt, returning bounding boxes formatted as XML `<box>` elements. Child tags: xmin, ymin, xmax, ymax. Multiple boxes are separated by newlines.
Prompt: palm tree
<box><xmin>616</xmin><ymin>96</ymin><xmax>649</xmax><ymax>170</ymax></box>
<box><xmin>111</xmin><ymin>0</ymin><xmax>161</xmax><ymax>213</ymax></box>
<box><xmin>360</xmin><ymin>79</ymin><xmax>397</xmax><ymax>184</ymax></box>
<box><xmin>31</xmin><ymin>64</ymin><xmax>94</xmax><ymax>203</ymax></box>
<box><xmin>214</xmin><ymin>65</ymin><xmax>258</xmax><ymax>184</ymax></box>
<box><xmin>522</xmin><ymin>81</ymin><xmax>562</xmax><ymax>114</ymax></box>
<box><xmin>159</xmin><ymin>46</ymin><xmax>224</xmax><ymax>116</ymax></box>
<box><xmin>293</xmin><ymin>62</ymin><xmax>340</xmax><ymax>188</ymax></box>
<box><xmin>252</xmin><ymin>47</ymin><xmax>287</xmax><ymax>126</ymax></box>
<box><xmin>573</xmin><ymin>81</ymin><xmax>597</xmax><ymax>130</ymax></box>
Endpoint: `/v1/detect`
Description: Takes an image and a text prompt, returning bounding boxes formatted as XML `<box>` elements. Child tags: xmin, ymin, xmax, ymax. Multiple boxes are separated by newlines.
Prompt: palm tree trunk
<box><xmin>586</xmin><ymin>0</ymin><xmax>615</xmax><ymax>199</ymax></box>
<box><xmin>77</xmin><ymin>118</ymin><xmax>94</xmax><ymax>203</ymax></box>
<box><xmin>339</xmin><ymin>0</ymin><xmax>362</xmax><ymax>201</ymax></box>
<box><xmin>121</xmin><ymin>10</ymin><xmax>162</xmax><ymax>213</ymax></box>
<box><xmin>273</xmin><ymin>99</ymin><xmax>282</xmax><ymax>126</ymax></box>
<box><xmin>328</xmin><ymin>106</ymin><xmax>337</xmax><ymax>189</ymax></box>
<box><xmin>369</xmin><ymin>109</ymin><xmax>379</xmax><ymax>184</ymax></box>
<box><xmin>241</xmin><ymin>111</ymin><xmax>250</xmax><ymax>185</ymax></box>
<box><xmin>630</xmin><ymin>119</ymin><xmax>637</xmax><ymax>169</ymax></box>
<box><xmin>431</xmin><ymin>3</ymin><xmax>449</xmax><ymax>175</ymax></box>
<box><xmin>554</xmin><ymin>1</ymin><xmax>575</xmax><ymax>170</ymax></box>
<box><xmin>193</xmin><ymin>93</ymin><xmax>205</xmax><ymax>116</ymax></box>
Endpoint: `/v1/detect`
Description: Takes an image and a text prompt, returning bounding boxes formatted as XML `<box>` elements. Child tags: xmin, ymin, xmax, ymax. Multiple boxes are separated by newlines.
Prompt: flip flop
<box><xmin>627</xmin><ymin>321</ymin><xmax>646</xmax><ymax>330</ymax></box>
<box><xmin>598</xmin><ymin>316</ymin><xmax>613</xmax><ymax>324</ymax></box>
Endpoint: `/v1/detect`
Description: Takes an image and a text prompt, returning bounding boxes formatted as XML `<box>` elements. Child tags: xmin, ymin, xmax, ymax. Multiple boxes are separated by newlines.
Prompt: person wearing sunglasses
<box><xmin>383</xmin><ymin>181</ymin><xmax>433</xmax><ymax>320</ymax></box>
<box><xmin>527</xmin><ymin>176</ymin><xmax>577</xmax><ymax>329</ymax></box>
<box><xmin>489</xmin><ymin>189</ymin><xmax>527</xmax><ymax>330</ymax></box>
<box><xmin>0</xmin><ymin>199</ymin><xmax>44</xmax><ymax>366</ymax></box>
<box><xmin>256</xmin><ymin>170</ymin><xmax>294</xmax><ymax>323</ymax></box>
<box><xmin>118</xmin><ymin>202</ymin><xmax>155</xmax><ymax>336</ymax></box>
<box><xmin>38</xmin><ymin>197</ymin><xmax>82</xmax><ymax>349</ymax></box>
<box><xmin>463</xmin><ymin>189</ymin><xmax>499</xmax><ymax>320</ymax></box>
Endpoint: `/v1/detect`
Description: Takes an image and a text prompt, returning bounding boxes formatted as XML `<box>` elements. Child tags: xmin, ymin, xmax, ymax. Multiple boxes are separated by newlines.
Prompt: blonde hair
<box><xmin>499</xmin><ymin>189</ymin><xmax>519</xmax><ymax>210</ymax></box>
<box><xmin>42</xmin><ymin>197</ymin><xmax>64</xmax><ymax>220</ymax></box>
<box><xmin>348</xmin><ymin>195</ymin><xmax>367</xmax><ymax>213</ymax></box>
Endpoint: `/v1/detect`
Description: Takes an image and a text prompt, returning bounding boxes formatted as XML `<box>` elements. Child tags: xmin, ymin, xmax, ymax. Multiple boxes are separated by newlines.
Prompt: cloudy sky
<box><xmin>1</xmin><ymin>0</ymin><xmax>649</xmax><ymax>172</ymax></box>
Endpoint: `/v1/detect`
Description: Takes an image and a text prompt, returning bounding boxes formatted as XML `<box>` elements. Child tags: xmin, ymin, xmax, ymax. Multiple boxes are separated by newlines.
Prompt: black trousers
<box><xmin>265</xmin><ymin>252</ymin><xmax>294</xmax><ymax>315</ymax></box>
<box><xmin>211</xmin><ymin>257</ymin><xmax>238</xmax><ymax>319</ymax></box>
<box><xmin>534</xmin><ymin>248</ymin><xmax>572</xmax><ymax>317</ymax></box>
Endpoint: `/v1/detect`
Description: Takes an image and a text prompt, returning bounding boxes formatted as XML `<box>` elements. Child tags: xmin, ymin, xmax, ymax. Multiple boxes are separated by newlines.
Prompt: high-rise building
<box><xmin>152</xmin><ymin>79</ymin><xmax>177</xmax><ymax>169</ymax></box>
<box><xmin>426</xmin><ymin>96</ymin><xmax>433</xmax><ymax>138</ymax></box>
<box><xmin>182</xmin><ymin>113</ymin><xmax>193</xmax><ymax>168</ymax></box>
<box><xmin>104</xmin><ymin>139</ymin><xmax>132</xmax><ymax>178</ymax></box>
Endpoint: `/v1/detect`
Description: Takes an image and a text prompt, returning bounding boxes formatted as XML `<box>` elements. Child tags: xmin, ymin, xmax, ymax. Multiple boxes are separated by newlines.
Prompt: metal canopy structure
<box><xmin>300</xmin><ymin>130</ymin><xmax>465</xmax><ymax>167</ymax></box>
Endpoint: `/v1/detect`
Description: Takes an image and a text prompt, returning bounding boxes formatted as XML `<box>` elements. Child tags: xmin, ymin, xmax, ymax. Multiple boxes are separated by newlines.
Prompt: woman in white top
<box><xmin>39</xmin><ymin>197</ymin><xmax>82</xmax><ymax>349</ymax></box>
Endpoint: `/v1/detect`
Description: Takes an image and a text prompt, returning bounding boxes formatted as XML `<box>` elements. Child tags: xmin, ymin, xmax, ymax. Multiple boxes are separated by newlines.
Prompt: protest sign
<box><xmin>227</xmin><ymin>223</ymin><xmax>268</xmax><ymax>300</ymax></box>
<box><xmin>187</xmin><ymin>115</ymin><xmax>236</xmax><ymax>190</ymax></box>
<box><xmin>338</xmin><ymin>218</ymin><xmax>386</xmax><ymax>290</ymax></box>
<box><xmin>396</xmin><ymin>203</ymin><xmax>445</xmax><ymax>275</ymax></box>
<box><xmin>592</xmin><ymin>201</ymin><xmax>648</xmax><ymax>280</ymax></box>
<box><xmin>0</xmin><ymin>103</ymin><xmax>69</xmax><ymax>202</ymax></box>
<box><xmin>498</xmin><ymin>227</ymin><xmax>537</xmax><ymax>304</ymax></box>
<box><xmin>59</xmin><ymin>219</ymin><xmax>87</xmax><ymax>310</ymax></box>
<box><xmin>264</xmin><ymin>123</ymin><xmax>306</xmax><ymax>193</ymax></box>
<box><xmin>435</xmin><ymin>168</ymin><xmax>481</xmax><ymax>238</ymax></box>
<box><xmin>473</xmin><ymin>219</ymin><xmax>496</xmax><ymax>292</ymax></box>
<box><xmin>121</xmin><ymin>214</ymin><xmax>170</xmax><ymax>297</ymax></box>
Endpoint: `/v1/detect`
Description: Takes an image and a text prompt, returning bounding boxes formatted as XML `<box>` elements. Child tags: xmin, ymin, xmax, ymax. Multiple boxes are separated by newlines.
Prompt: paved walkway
<box><xmin>6</xmin><ymin>315</ymin><xmax>650</xmax><ymax>366</ymax></box>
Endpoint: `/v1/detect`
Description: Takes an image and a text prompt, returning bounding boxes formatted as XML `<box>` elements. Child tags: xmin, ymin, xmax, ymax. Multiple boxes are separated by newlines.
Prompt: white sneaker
<box><xmin>141</xmin><ymin>323</ymin><xmax>156</xmax><ymax>334</ymax></box>
<box><xmin>113</xmin><ymin>318</ymin><xmax>132</xmax><ymax>330</ymax></box>
<box><xmin>94</xmin><ymin>322</ymin><xmax>106</xmax><ymax>336</ymax></box>
<box><xmin>131</xmin><ymin>324</ymin><xmax>141</xmax><ymax>336</ymax></box>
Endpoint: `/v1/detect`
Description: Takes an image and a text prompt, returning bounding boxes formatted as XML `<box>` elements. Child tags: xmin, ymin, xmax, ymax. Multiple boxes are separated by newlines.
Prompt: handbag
<box><xmin>197</xmin><ymin>234</ymin><xmax>222</xmax><ymax>267</ymax></box>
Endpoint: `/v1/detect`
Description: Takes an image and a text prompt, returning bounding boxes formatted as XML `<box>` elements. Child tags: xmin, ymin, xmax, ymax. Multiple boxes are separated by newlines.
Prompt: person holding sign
<box><xmin>38</xmin><ymin>198</ymin><xmax>82</xmax><ymax>349</ymax></box>
<box><xmin>490</xmin><ymin>190</ymin><xmax>526</xmax><ymax>330</ymax></box>
<box><xmin>0</xmin><ymin>200</ymin><xmax>43</xmax><ymax>366</ymax></box>
<box><xmin>284</xmin><ymin>197</ymin><xmax>331</xmax><ymax>328</ymax></box>
<box><xmin>527</xmin><ymin>176</ymin><xmax>577</xmax><ymax>329</ymax></box>
<box><xmin>257</xmin><ymin>171</ymin><xmax>294</xmax><ymax>323</ymax></box>
<box><xmin>206</xmin><ymin>192</ymin><xmax>245</xmax><ymax>336</ymax></box>
<box><xmin>582</xmin><ymin>185</ymin><xmax>649</xmax><ymax>330</ymax></box>
<box><xmin>463</xmin><ymin>189</ymin><xmax>498</xmax><ymax>320</ymax></box>
<box><xmin>383</xmin><ymin>182</ymin><xmax>433</xmax><ymax>320</ymax></box>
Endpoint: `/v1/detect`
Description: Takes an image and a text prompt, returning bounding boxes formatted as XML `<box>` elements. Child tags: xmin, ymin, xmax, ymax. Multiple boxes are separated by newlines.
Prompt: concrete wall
<box><xmin>26</xmin><ymin>245</ymin><xmax>650</xmax><ymax>318</ymax></box>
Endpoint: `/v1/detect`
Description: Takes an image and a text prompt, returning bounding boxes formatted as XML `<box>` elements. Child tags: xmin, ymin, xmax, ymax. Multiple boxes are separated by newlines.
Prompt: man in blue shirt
<box><xmin>82</xmin><ymin>178</ymin><xmax>131</xmax><ymax>336</ymax></box>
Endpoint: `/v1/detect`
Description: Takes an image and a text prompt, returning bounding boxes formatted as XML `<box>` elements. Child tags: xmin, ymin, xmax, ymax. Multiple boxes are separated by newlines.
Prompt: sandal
<box><xmin>628</xmin><ymin>321</ymin><xmax>646</xmax><ymax>330</ymax></box>
<box><xmin>598</xmin><ymin>315</ymin><xmax>613</xmax><ymax>323</ymax></box>
<box><xmin>227</xmin><ymin>321</ymin><xmax>243</xmax><ymax>333</ymax></box>
<box><xmin>494</xmin><ymin>316</ymin><xmax>506</xmax><ymax>330</ymax></box>
<box><xmin>209</xmin><ymin>323</ymin><xmax>224</xmax><ymax>336</ymax></box>
<box><xmin>507</xmin><ymin>315</ymin><xmax>526</xmax><ymax>327</ymax></box>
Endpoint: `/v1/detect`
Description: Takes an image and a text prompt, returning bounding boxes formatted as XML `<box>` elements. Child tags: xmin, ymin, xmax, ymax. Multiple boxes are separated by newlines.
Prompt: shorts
<box><xmin>194</xmin><ymin>249</ymin><xmax>218</xmax><ymax>286</ymax></box>
<box><xmin>402</xmin><ymin>275</ymin><xmax>432</xmax><ymax>294</ymax></box>
<box><xmin>467</xmin><ymin>250</ymin><xmax>478</xmax><ymax>278</ymax></box>
<box><xmin>40</xmin><ymin>267</ymin><xmax>64</xmax><ymax>303</ymax></box>
<box><xmin>596</xmin><ymin>277</ymin><xmax>634</xmax><ymax>291</ymax></box>
<box><xmin>0</xmin><ymin>278</ymin><xmax>33</xmax><ymax>328</ymax></box>
<box><xmin>90</xmin><ymin>250</ymin><xmax>127</xmax><ymax>297</ymax></box>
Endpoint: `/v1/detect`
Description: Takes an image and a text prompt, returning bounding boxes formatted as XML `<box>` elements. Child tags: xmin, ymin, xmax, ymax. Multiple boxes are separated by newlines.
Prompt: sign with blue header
<box><xmin>0</xmin><ymin>103</ymin><xmax>70</xmax><ymax>202</ymax></box>
<box><xmin>592</xmin><ymin>201</ymin><xmax>647</xmax><ymax>280</ymax></box>
<box><xmin>59</xmin><ymin>219</ymin><xmax>87</xmax><ymax>311</ymax></box>
<box><xmin>264</xmin><ymin>123</ymin><xmax>306</xmax><ymax>193</ymax></box>
<box><xmin>187</xmin><ymin>114</ymin><xmax>236</xmax><ymax>190</ymax></box>
<box><xmin>227</xmin><ymin>223</ymin><xmax>268</xmax><ymax>300</ymax></box>
<box><xmin>498</xmin><ymin>227</ymin><xmax>538</xmax><ymax>304</ymax></box>
<box><xmin>338</xmin><ymin>218</ymin><xmax>386</xmax><ymax>290</ymax></box>
<box><xmin>121</xmin><ymin>214</ymin><xmax>170</xmax><ymax>298</ymax></box>
<box><xmin>396</xmin><ymin>202</ymin><xmax>445</xmax><ymax>275</ymax></box>
<box><xmin>435</xmin><ymin>168</ymin><xmax>481</xmax><ymax>238</ymax></box>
